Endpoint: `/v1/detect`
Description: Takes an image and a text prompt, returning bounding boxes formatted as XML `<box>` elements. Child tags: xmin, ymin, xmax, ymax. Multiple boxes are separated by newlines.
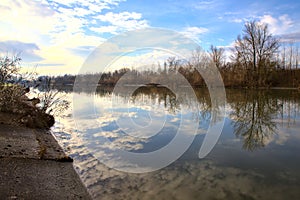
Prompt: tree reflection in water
<box><xmin>130</xmin><ymin>87</ymin><xmax>297</xmax><ymax>152</ymax></box>
<box><xmin>66</xmin><ymin>84</ymin><xmax>300</xmax><ymax>152</ymax></box>
<box><xmin>131</xmin><ymin>85</ymin><xmax>180</xmax><ymax>114</ymax></box>
<box><xmin>229</xmin><ymin>90</ymin><xmax>280</xmax><ymax>151</ymax></box>
<box><xmin>54</xmin><ymin>85</ymin><xmax>300</xmax><ymax>199</ymax></box>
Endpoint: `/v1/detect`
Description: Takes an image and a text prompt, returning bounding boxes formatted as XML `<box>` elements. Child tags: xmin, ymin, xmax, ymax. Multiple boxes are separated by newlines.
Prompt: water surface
<box><xmin>53</xmin><ymin>88</ymin><xmax>300</xmax><ymax>200</ymax></box>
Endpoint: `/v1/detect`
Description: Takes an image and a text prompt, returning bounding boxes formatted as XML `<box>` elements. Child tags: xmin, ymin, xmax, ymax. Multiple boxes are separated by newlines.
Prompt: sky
<box><xmin>0</xmin><ymin>0</ymin><xmax>300</xmax><ymax>75</ymax></box>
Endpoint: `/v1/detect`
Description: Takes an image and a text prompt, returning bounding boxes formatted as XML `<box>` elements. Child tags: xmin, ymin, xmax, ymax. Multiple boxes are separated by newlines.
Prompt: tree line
<box><xmin>37</xmin><ymin>20</ymin><xmax>300</xmax><ymax>88</ymax></box>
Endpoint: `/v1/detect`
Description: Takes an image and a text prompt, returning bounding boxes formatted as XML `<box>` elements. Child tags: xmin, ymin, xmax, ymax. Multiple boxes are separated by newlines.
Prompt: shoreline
<box><xmin>0</xmin><ymin>123</ymin><xmax>91</xmax><ymax>199</ymax></box>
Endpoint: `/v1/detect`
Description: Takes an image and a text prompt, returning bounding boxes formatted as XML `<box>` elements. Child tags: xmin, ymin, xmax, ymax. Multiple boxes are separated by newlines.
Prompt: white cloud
<box><xmin>260</xmin><ymin>14</ymin><xmax>294</xmax><ymax>35</ymax></box>
<box><xmin>94</xmin><ymin>12</ymin><xmax>149</xmax><ymax>33</ymax></box>
<box><xmin>0</xmin><ymin>0</ymin><xmax>59</xmax><ymax>43</ymax></box>
<box><xmin>180</xmin><ymin>26</ymin><xmax>209</xmax><ymax>42</ymax></box>
<box><xmin>90</xmin><ymin>26</ymin><xmax>118</xmax><ymax>34</ymax></box>
<box><xmin>0</xmin><ymin>0</ymin><xmax>150</xmax><ymax>75</ymax></box>
<box><xmin>231</xmin><ymin>18</ymin><xmax>243</xmax><ymax>23</ymax></box>
<box><xmin>48</xmin><ymin>0</ymin><xmax>125</xmax><ymax>12</ymax></box>
<box><xmin>194</xmin><ymin>0</ymin><xmax>216</xmax><ymax>10</ymax></box>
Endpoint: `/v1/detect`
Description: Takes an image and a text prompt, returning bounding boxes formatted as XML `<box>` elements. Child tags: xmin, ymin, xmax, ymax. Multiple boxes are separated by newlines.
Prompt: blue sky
<box><xmin>0</xmin><ymin>0</ymin><xmax>300</xmax><ymax>75</ymax></box>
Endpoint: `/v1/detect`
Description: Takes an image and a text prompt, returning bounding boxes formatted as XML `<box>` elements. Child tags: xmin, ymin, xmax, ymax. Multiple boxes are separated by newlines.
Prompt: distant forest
<box><xmin>46</xmin><ymin>20</ymin><xmax>300</xmax><ymax>89</ymax></box>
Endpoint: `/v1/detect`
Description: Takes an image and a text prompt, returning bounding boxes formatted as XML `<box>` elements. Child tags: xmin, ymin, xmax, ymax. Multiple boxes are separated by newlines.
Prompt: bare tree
<box><xmin>37</xmin><ymin>78</ymin><xmax>69</xmax><ymax>116</ymax></box>
<box><xmin>0</xmin><ymin>55</ymin><xmax>69</xmax><ymax>118</ymax></box>
<box><xmin>191</xmin><ymin>47</ymin><xmax>210</xmax><ymax>68</ymax></box>
<box><xmin>296</xmin><ymin>45</ymin><xmax>299</xmax><ymax>70</ymax></box>
<box><xmin>209</xmin><ymin>45</ymin><xmax>225</xmax><ymax>69</ymax></box>
<box><xmin>0</xmin><ymin>55</ymin><xmax>21</xmax><ymax>84</ymax></box>
<box><xmin>233</xmin><ymin>20</ymin><xmax>279</xmax><ymax>87</ymax></box>
<box><xmin>286</xmin><ymin>41</ymin><xmax>300</xmax><ymax>70</ymax></box>
<box><xmin>281</xmin><ymin>44</ymin><xmax>286</xmax><ymax>69</ymax></box>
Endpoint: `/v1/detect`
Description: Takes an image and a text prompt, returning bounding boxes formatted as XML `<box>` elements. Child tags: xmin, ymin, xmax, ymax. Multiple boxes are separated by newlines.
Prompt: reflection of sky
<box><xmin>70</xmin><ymin>90</ymin><xmax>209</xmax><ymax>172</ymax></box>
<box><xmin>74</xmin><ymin>92</ymin><xmax>204</xmax><ymax>156</ymax></box>
<box><xmin>57</xmin><ymin>90</ymin><xmax>300</xmax><ymax>153</ymax></box>
<box><xmin>52</xmin><ymin>90</ymin><xmax>300</xmax><ymax>199</ymax></box>
<box><xmin>61</xmin><ymin>90</ymin><xmax>300</xmax><ymax>156</ymax></box>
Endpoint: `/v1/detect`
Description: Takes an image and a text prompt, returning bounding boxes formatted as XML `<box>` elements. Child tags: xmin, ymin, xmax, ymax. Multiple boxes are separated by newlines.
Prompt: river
<box><xmin>51</xmin><ymin>87</ymin><xmax>300</xmax><ymax>200</ymax></box>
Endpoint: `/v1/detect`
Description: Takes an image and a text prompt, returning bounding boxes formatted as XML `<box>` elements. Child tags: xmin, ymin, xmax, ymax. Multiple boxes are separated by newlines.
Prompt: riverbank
<box><xmin>0</xmin><ymin>123</ymin><xmax>91</xmax><ymax>199</ymax></box>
